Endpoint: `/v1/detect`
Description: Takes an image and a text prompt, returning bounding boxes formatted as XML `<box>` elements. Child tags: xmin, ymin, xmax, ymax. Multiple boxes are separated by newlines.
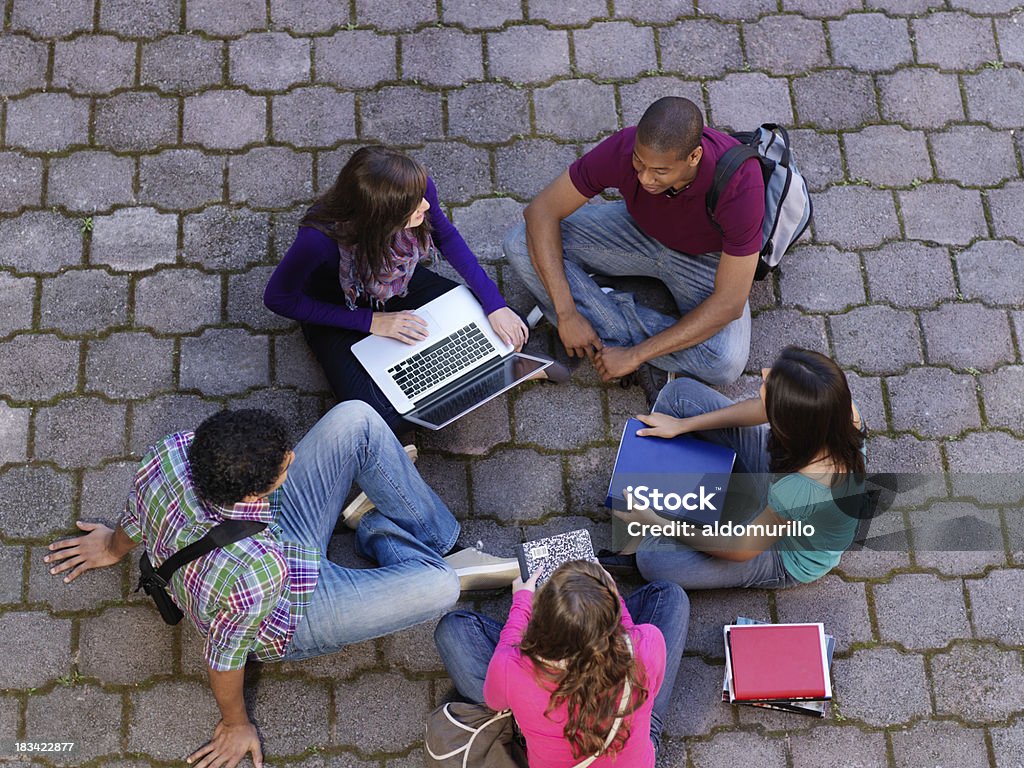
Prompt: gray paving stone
<box><xmin>0</xmin><ymin>612</ymin><xmax>71</xmax><ymax>688</ymax></box>
<box><xmin>997</xmin><ymin>13</ymin><xmax>1024</xmax><ymax>65</ymax></box>
<box><xmin>228</xmin><ymin>147</ymin><xmax>314</xmax><ymax>208</ymax></box>
<box><xmin>47</xmin><ymin>152</ymin><xmax>135</xmax><ymax>214</ymax></box>
<box><xmin>227</xmin><ymin>266</ymin><xmax>291</xmax><ymax>331</ymax></box>
<box><xmin>359</xmin><ymin>86</ymin><xmax>443</xmax><ymax>144</ymax></box>
<box><xmin>966</xmin><ymin>569</ymin><xmax>1024</xmax><ymax>646</ymax></box>
<box><xmin>618</xmin><ymin>78</ymin><xmax>705</xmax><ymax>126</ymax></box>
<box><xmin>605</xmin><ymin>381</ymin><xmax>648</xmax><ymax>427</ymax></box>
<box><xmin>790</xmin><ymin>727</ymin><xmax>888</xmax><ymax>768</ymax></box>
<box><xmin>379</xmin><ymin>617</ymin><xmax>446</xmax><ymax>674</ymax></box>
<box><xmin>184</xmin><ymin>89</ymin><xmax>267</xmax><ymax>150</ymax></box>
<box><xmin>141</xmin><ymin>34</ymin><xmax>224</xmax><ymax>93</ymax></box>
<box><xmin>250</xmin><ymin>678</ymin><xmax>331</xmax><ymax>756</ymax></box>
<box><xmin>832</xmin><ymin>647</ymin><xmax>929</xmax><ymax>726</ymax></box>
<box><xmin>684</xmin><ymin>589</ymin><xmax>771</xmax><ymax>657</ymax></box>
<box><xmin>829</xmin><ymin>13</ymin><xmax>913</xmax><ymax>72</ymax></box>
<box><xmin>24</xmin><ymin>685</ymin><xmax>121</xmax><ymax>764</ymax></box>
<box><xmin>879</xmin><ymin>69</ymin><xmax>965</xmax><ymax>128</ymax></box>
<box><xmin>512</xmin><ymin>384</ymin><xmax>605</xmax><ymax>449</ymax></box>
<box><xmin>0</xmin><ymin>151</ymin><xmax>42</xmax><ymax>213</ymax></box>
<box><xmin>957</xmin><ymin>240</ymin><xmax>1024</xmax><ymax>306</ymax></box>
<box><xmin>788</xmin><ymin>130</ymin><xmax>842</xmax><ymax>192</ymax></box>
<box><xmin>355</xmin><ymin>0</ymin><xmax>437</xmax><ymax>29</ymax></box>
<box><xmin>0</xmin><ymin>273</ymin><xmax>34</xmax><ymax>336</ymax></box>
<box><xmin>134</xmin><ymin>268</ymin><xmax>221</xmax><ymax>333</ymax></box>
<box><xmin>472</xmin><ymin>448</ymin><xmax>564</xmax><ymax>521</ymax></box>
<box><xmin>410</xmin><ymin>142</ymin><xmax>492</xmax><ymax>204</ymax></box>
<box><xmin>445</xmin><ymin>0</ymin><xmax>521</xmax><ymax>27</ymax></box>
<box><xmin>534</xmin><ymin>80</ymin><xmax>618</xmax><ymax>140</ymax></box>
<box><xmin>863</xmin><ymin>242</ymin><xmax>955</xmax><ymax>308</ymax></box>
<box><xmin>273</xmin><ymin>87</ymin><xmax>356</xmax><ymax>148</ymax></box>
<box><xmin>0</xmin><ymin>35</ymin><xmax>49</xmax><ymax>96</ymax></box>
<box><xmin>747</xmin><ymin>309</ymin><xmax>828</xmax><ymax>371</ymax></box>
<box><xmin>946</xmin><ymin>432</ymin><xmax>1024</xmax><ymax>506</ymax></box>
<box><xmin>128</xmin><ymin>680</ymin><xmax>221</xmax><ymax>760</ymax></box>
<box><xmin>843</xmin><ymin>371</ymin><xmax>884</xmax><ymax>432</ymax></box>
<box><xmin>812</xmin><ymin>187</ymin><xmax>900</xmax><ymax>249</ymax></box>
<box><xmin>744</xmin><ymin>15</ymin><xmax>829</xmax><ymax>75</ymax></box>
<box><xmin>28</xmin><ymin>542</ymin><xmax>125</xmax><ymax>613</ymax></box>
<box><xmin>34</xmin><ymin>398</ymin><xmax>127</xmax><ymax>469</ymax></box>
<box><xmin>271</xmin><ymin>633</ymin><xmax>378</xmax><ymax>681</ymax></box>
<box><xmin>777</xmin><ymin>576</ymin><xmax>873</xmax><ymax>652</ymax></box>
<box><xmin>933</xmin><ymin>644</ymin><xmax>1024</xmax><ymax>722</ymax></box>
<box><xmin>80</xmin><ymin>460</ymin><xmax>135</xmax><ymax>520</ymax></box>
<box><xmin>230</xmin><ymin>32</ymin><xmax>310</xmax><ymax>90</ymax></box>
<box><xmin>909</xmin><ymin>502</ymin><xmax>1005</xmax><ymax>575</ymax></box>
<box><xmin>234</xmin><ymin>389</ymin><xmax>324</xmax><ymax>442</ymax></box>
<box><xmin>271</xmin><ymin>329</ymin><xmax>329</xmax><ymax>394</ymax></box>
<box><xmin>663</xmin><ymin>657</ymin><xmax>734</xmax><ymax>737</ymax></box>
<box><xmin>708</xmin><ymin>73</ymin><xmax>794</xmax><ymax>132</ymax></box>
<box><xmin>867</xmin><ymin>0</ymin><xmax>946</xmax><ymax>10</ymax></box>
<box><xmin>844</xmin><ymin>126</ymin><xmax>931</xmax><ymax>187</ymax></box>
<box><xmin>521</xmin><ymin>514</ymin><xmax>612</xmax><ymax>555</ymax></box>
<box><xmin>993</xmin><ymin>722</ymin><xmax>1024</xmax><ymax>768</ymax></box>
<box><xmin>91</xmin><ymin>208</ymin><xmax>178</xmax><ymax>271</ymax></box>
<box><xmin>793</xmin><ymin>70</ymin><xmax>878</xmax><ymax>130</ymax></box>
<box><xmin>932</xmin><ymin>125</ymin><xmax>1018</xmax><ymax>187</ymax></box>
<box><xmin>6</xmin><ymin>93</ymin><xmax>90</xmax><ymax>152</ymax></box>
<box><xmin>891</xmin><ymin>720</ymin><xmax>989</xmax><ymax>768</ymax></box>
<box><xmin>186</xmin><ymin>0</ymin><xmax>266</xmax><ymax>35</ymax></box>
<box><xmin>447</xmin><ymin>83</ymin><xmax>531</xmax><ymax>143</ymax></box>
<box><xmin>52</xmin><ymin>35</ymin><xmax>135</xmax><ymax>94</ymax></box>
<box><xmin>487</xmin><ymin>26</ymin><xmax>570</xmax><ymax>82</ymax></box>
<box><xmin>0</xmin><ymin>335</ymin><xmax>79</xmax><ymax>401</ymax></box>
<box><xmin>180</xmin><ymin>329</ymin><xmax>270</xmax><ymax>396</ymax></box>
<box><xmin>102</xmin><ymin>0</ymin><xmax>177</xmax><ymax>36</ymax></box>
<box><xmin>900</xmin><ymin>185</ymin><xmax>987</xmax><ymax>246</ymax></box>
<box><xmin>315</xmin><ymin>31</ymin><xmax>396</xmax><ymax>88</ymax></box>
<box><xmin>0</xmin><ymin>545</ymin><xmax>24</xmax><ymax>604</ymax></box>
<box><xmin>689</xmin><ymin>730</ymin><xmax>788</xmax><ymax>768</ymax></box>
<box><xmin>784</xmin><ymin>0</ymin><xmax>862</xmax><ymax>15</ymax></box>
<box><xmin>139</xmin><ymin>150</ymin><xmax>226</xmax><ymax>211</ymax></box>
<box><xmin>402</xmin><ymin>27</ymin><xmax>483</xmax><ymax>86</ymax></box>
<box><xmin>79</xmin><ymin>605</ymin><xmax>173</xmax><ymax>684</ymax></box>
<box><xmin>412</xmin><ymin>453</ymin><xmax>470</xmax><ymax>520</ymax></box>
<box><xmin>9</xmin><ymin>0</ymin><xmax>92</xmax><ymax>36</ymax></box>
<box><xmin>420</xmin><ymin>397</ymin><xmax>512</xmax><ymax>455</ymax></box>
<box><xmin>451</xmin><ymin>198</ymin><xmax>524</xmax><ymax>262</ymax></box>
<box><xmin>0</xmin><ymin>466</ymin><xmax>73</xmax><ymax>540</ymax></box>
<box><xmin>661</xmin><ymin>20</ymin><xmax>743</xmax><ymax>79</ymax></box>
<box><xmin>564</xmin><ymin>445</ymin><xmax>617</xmax><ymax>515</ymax></box>
<box><xmin>874</xmin><ymin>573</ymin><xmax>970</xmax><ymax>649</ymax></box>
<box><xmin>988</xmin><ymin>182</ymin><xmax>1024</xmax><ymax>242</ymax></box>
<box><xmin>608</xmin><ymin>0</ymin><xmax>685</xmax><ymax>21</ymax></box>
<box><xmin>129</xmin><ymin>395</ymin><xmax>221</xmax><ymax>454</ymax></box>
<box><xmin>830</xmin><ymin>305</ymin><xmax>922</xmax><ymax>374</ymax></box>
<box><xmin>0</xmin><ymin>211</ymin><xmax>83</xmax><ymax>274</ymax></box>
<box><xmin>95</xmin><ymin>92</ymin><xmax>178</xmax><ymax>152</ymax></box>
<box><xmin>495</xmin><ymin>140</ymin><xmax>579</xmax><ymax>199</ymax></box>
<box><xmin>333</xmin><ymin>673</ymin><xmax>430</xmax><ymax>751</ymax></box>
<box><xmin>574</xmin><ymin>22</ymin><xmax>656</xmax><ymax>79</ymax></box>
<box><xmin>981</xmin><ymin>366</ymin><xmax>1024</xmax><ymax>432</ymax></box>
<box><xmin>0</xmin><ymin>404</ymin><xmax>30</xmax><ymax>465</ymax></box>
<box><xmin>922</xmin><ymin>303</ymin><xmax>1013</xmax><ymax>371</ymax></box>
<box><xmin>778</xmin><ymin>245</ymin><xmax>864</xmax><ymax>312</ymax></box>
<box><xmin>965</xmin><ymin>69</ymin><xmax>1024</xmax><ymax>131</ymax></box>
<box><xmin>913</xmin><ymin>12</ymin><xmax>998</xmax><ymax>71</ymax></box>
<box><xmin>86</xmin><ymin>332</ymin><xmax>175</xmax><ymax>398</ymax></box>
<box><xmin>887</xmin><ymin>368</ymin><xmax>979</xmax><ymax>437</ymax></box>
<box><xmin>183</xmin><ymin>206</ymin><xmax>270</xmax><ymax>270</ymax></box>
<box><xmin>269</xmin><ymin>0</ymin><xmax>348</xmax><ymax>33</ymax></box>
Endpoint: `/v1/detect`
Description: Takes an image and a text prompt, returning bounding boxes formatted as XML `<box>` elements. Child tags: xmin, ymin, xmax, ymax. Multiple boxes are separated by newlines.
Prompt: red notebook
<box><xmin>726</xmin><ymin>623</ymin><xmax>831</xmax><ymax>702</ymax></box>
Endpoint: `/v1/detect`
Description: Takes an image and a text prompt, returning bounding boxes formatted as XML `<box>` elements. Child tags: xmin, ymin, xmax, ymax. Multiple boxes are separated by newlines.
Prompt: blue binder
<box><xmin>605</xmin><ymin>418</ymin><xmax>737</xmax><ymax>527</ymax></box>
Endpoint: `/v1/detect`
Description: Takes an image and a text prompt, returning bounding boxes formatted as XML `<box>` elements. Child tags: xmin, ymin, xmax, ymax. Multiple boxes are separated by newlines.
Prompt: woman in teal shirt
<box><xmin>608</xmin><ymin>346</ymin><xmax>866</xmax><ymax>590</ymax></box>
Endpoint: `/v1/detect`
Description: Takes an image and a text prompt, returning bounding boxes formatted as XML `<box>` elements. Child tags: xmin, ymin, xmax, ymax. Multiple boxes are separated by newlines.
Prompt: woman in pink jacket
<box><xmin>434</xmin><ymin>561</ymin><xmax>688</xmax><ymax>767</ymax></box>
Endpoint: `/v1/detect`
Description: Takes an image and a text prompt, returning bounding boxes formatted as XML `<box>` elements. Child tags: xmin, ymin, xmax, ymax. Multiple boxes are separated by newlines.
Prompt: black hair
<box><xmin>636</xmin><ymin>97</ymin><xmax>705</xmax><ymax>158</ymax></box>
<box><xmin>188</xmin><ymin>409</ymin><xmax>291</xmax><ymax>507</ymax></box>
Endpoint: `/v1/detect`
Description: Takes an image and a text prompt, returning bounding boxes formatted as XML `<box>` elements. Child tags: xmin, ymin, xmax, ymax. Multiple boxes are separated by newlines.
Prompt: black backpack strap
<box><xmin>155</xmin><ymin>519</ymin><xmax>267</xmax><ymax>583</ymax></box>
<box><xmin>705</xmin><ymin>144</ymin><xmax>761</xmax><ymax>219</ymax></box>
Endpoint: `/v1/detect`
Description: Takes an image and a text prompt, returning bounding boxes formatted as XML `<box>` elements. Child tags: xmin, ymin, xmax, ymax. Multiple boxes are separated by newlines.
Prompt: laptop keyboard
<box><xmin>388</xmin><ymin>323</ymin><xmax>496</xmax><ymax>399</ymax></box>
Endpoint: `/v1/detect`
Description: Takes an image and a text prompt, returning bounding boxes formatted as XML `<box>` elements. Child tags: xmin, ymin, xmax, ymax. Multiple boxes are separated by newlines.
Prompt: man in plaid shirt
<box><xmin>44</xmin><ymin>400</ymin><xmax>506</xmax><ymax>768</ymax></box>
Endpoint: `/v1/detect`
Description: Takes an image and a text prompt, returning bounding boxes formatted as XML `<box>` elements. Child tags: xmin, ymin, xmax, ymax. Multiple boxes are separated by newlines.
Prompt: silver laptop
<box><xmin>352</xmin><ymin>285</ymin><xmax>552</xmax><ymax>430</ymax></box>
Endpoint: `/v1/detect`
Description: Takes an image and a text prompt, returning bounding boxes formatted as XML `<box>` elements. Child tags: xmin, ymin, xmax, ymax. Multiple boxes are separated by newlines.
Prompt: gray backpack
<box><xmin>706</xmin><ymin>124</ymin><xmax>813</xmax><ymax>281</ymax></box>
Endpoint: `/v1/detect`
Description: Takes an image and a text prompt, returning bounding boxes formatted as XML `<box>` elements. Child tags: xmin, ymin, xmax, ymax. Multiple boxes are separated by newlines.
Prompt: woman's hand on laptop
<box><xmin>634</xmin><ymin>412</ymin><xmax>690</xmax><ymax>439</ymax></box>
<box><xmin>488</xmin><ymin>307</ymin><xmax>528</xmax><ymax>351</ymax></box>
<box><xmin>370</xmin><ymin>311</ymin><xmax>429</xmax><ymax>344</ymax></box>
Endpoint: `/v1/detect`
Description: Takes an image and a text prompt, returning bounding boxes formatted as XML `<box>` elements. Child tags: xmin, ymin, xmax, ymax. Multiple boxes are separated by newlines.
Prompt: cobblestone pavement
<box><xmin>2</xmin><ymin>1</ymin><xmax>1024</xmax><ymax>766</ymax></box>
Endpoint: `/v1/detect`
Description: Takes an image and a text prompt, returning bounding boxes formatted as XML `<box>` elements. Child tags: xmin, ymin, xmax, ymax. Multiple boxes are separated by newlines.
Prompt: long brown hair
<box><xmin>518</xmin><ymin>561</ymin><xmax>648</xmax><ymax>759</ymax></box>
<box><xmin>765</xmin><ymin>346</ymin><xmax>865</xmax><ymax>482</ymax></box>
<box><xmin>302</xmin><ymin>146</ymin><xmax>430</xmax><ymax>278</ymax></box>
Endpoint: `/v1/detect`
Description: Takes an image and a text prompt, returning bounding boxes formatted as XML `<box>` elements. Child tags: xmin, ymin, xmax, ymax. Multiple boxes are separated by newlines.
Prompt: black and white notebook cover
<box><xmin>516</xmin><ymin>529</ymin><xmax>596</xmax><ymax>585</ymax></box>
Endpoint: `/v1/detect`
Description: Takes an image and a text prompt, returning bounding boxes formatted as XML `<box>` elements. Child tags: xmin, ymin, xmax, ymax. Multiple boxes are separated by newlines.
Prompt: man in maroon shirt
<box><xmin>504</xmin><ymin>97</ymin><xmax>765</xmax><ymax>390</ymax></box>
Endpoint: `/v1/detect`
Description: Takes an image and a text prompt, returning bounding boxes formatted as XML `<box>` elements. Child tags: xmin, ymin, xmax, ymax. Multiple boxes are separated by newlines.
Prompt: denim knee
<box><xmin>652</xmin><ymin>377</ymin><xmax>718</xmax><ymax>416</ymax></box>
<box><xmin>434</xmin><ymin>609</ymin><xmax>476</xmax><ymax>653</ymax></box>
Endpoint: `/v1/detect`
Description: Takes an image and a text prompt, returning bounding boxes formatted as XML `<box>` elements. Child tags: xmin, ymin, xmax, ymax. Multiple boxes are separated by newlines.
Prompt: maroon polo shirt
<box><xmin>568</xmin><ymin>126</ymin><xmax>765</xmax><ymax>258</ymax></box>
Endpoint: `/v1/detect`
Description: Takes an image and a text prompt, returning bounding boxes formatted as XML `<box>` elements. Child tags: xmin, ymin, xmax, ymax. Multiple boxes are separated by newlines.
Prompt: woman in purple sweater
<box><xmin>264</xmin><ymin>146</ymin><xmax>535</xmax><ymax>433</ymax></box>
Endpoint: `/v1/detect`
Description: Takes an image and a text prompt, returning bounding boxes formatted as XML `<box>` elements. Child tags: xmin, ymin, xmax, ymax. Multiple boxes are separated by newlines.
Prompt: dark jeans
<box><xmin>302</xmin><ymin>265</ymin><xmax>458</xmax><ymax>434</ymax></box>
<box><xmin>433</xmin><ymin>581</ymin><xmax>690</xmax><ymax>755</ymax></box>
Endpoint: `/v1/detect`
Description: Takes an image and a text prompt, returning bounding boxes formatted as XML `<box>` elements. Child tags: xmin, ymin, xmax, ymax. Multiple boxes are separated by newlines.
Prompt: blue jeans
<box><xmin>278</xmin><ymin>401</ymin><xmax>461</xmax><ymax>660</ymax></box>
<box><xmin>503</xmin><ymin>201</ymin><xmax>750</xmax><ymax>385</ymax></box>
<box><xmin>433</xmin><ymin>582</ymin><xmax>690</xmax><ymax>755</ymax></box>
<box><xmin>635</xmin><ymin>379</ymin><xmax>799</xmax><ymax>590</ymax></box>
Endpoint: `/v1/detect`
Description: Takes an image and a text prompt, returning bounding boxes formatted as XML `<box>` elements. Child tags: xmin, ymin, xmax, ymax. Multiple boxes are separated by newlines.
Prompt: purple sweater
<box><xmin>263</xmin><ymin>177</ymin><xmax>506</xmax><ymax>333</ymax></box>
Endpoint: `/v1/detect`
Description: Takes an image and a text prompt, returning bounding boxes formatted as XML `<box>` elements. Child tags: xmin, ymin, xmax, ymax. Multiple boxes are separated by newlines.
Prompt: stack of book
<box><xmin>722</xmin><ymin>617</ymin><xmax>836</xmax><ymax>718</ymax></box>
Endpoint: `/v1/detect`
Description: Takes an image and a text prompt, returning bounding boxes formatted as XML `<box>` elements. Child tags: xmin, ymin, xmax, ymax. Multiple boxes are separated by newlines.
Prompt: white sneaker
<box><xmin>444</xmin><ymin>546</ymin><xmax>520</xmax><ymax>591</ymax></box>
<box><xmin>340</xmin><ymin>444</ymin><xmax>418</xmax><ymax>530</ymax></box>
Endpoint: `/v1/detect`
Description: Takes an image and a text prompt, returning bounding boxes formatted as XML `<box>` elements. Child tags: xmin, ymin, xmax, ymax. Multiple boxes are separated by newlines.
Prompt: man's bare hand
<box><xmin>187</xmin><ymin>720</ymin><xmax>263</xmax><ymax>768</ymax></box>
<box><xmin>44</xmin><ymin>521</ymin><xmax>125</xmax><ymax>583</ymax></box>
<box><xmin>594</xmin><ymin>345</ymin><xmax>640</xmax><ymax>381</ymax></box>
<box><xmin>557</xmin><ymin>310</ymin><xmax>602</xmax><ymax>359</ymax></box>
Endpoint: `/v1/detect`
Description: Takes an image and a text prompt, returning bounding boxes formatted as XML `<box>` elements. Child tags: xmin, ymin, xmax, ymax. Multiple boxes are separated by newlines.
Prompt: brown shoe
<box><xmin>340</xmin><ymin>444</ymin><xmax>418</xmax><ymax>530</ymax></box>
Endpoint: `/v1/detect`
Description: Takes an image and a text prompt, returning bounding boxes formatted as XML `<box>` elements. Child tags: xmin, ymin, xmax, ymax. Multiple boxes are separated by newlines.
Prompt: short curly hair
<box><xmin>188</xmin><ymin>409</ymin><xmax>291</xmax><ymax>507</ymax></box>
